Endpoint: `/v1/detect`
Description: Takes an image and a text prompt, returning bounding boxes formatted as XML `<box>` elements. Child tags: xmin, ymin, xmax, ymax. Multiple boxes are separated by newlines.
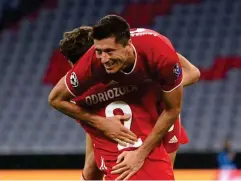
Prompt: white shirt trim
<box><xmin>64</xmin><ymin>73</ymin><xmax>76</xmax><ymax>97</ymax></box>
<box><xmin>121</xmin><ymin>44</ymin><xmax>137</xmax><ymax>75</ymax></box>
<box><xmin>162</xmin><ymin>78</ymin><xmax>183</xmax><ymax>93</ymax></box>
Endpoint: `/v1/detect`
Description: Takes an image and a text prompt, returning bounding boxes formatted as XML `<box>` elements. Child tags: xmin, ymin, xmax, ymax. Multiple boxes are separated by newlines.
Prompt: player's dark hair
<box><xmin>92</xmin><ymin>15</ymin><xmax>130</xmax><ymax>46</ymax></box>
<box><xmin>59</xmin><ymin>26</ymin><xmax>93</xmax><ymax>64</ymax></box>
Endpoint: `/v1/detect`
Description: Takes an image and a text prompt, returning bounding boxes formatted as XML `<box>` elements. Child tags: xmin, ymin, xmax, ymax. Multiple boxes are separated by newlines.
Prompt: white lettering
<box><xmin>85</xmin><ymin>85</ymin><xmax>139</xmax><ymax>106</ymax></box>
<box><xmin>107</xmin><ymin>90</ymin><xmax>114</xmax><ymax>99</ymax></box>
<box><xmin>98</xmin><ymin>93</ymin><xmax>105</xmax><ymax>102</ymax></box>
<box><xmin>113</xmin><ymin>88</ymin><xmax>120</xmax><ymax>97</ymax></box>
<box><xmin>104</xmin><ymin>91</ymin><xmax>108</xmax><ymax>100</ymax></box>
<box><xmin>91</xmin><ymin>95</ymin><xmax>99</xmax><ymax>104</ymax></box>
<box><xmin>119</xmin><ymin>87</ymin><xmax>126</xmax><ymax>95</ymax></box>
<box><xmin>86</xmin><ymin>96</ymin><xmax>92</xmax><ymax>105</ymax></box>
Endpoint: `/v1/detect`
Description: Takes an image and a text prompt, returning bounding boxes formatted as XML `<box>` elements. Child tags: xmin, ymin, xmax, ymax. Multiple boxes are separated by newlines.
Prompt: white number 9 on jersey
<box><xmin>105</xmin><ymin>101</ymin><xmax>143</xmax><ymax>150</ymax></box>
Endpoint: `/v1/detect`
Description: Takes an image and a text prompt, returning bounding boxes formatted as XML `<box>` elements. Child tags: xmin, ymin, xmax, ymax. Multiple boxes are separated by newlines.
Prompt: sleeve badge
<box><xmin>70</xmin><ymin>72</ymin><xmax>79</xmax><ymax>87</ymax></box>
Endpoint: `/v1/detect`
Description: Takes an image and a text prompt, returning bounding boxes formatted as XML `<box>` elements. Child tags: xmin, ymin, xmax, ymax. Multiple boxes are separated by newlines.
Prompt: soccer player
<box><xmin>59</xmin><ymin>26</ymin><xmax>199</xmax><ymax>180</ymax></box>
<box><xmin>59</xmin><ymin>26</ymin><xmax>103</xmax><ymax>180</ymax></box>
<box><xmin>49</xmin><ymin>15</ymin><xmax>192</xmax><ymax>180</ymax></box>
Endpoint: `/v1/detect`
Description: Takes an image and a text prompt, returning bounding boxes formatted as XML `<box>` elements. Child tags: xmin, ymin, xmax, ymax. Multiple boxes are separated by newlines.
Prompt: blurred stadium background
<box><xmin>0</xmin><ymin>0</ymin><xmax>240</xmax><ymax>180</ymax></box>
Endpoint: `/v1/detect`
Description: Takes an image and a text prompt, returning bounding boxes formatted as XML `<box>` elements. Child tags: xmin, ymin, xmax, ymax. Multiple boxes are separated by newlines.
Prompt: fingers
<box><xmin>114</xmin><ymin>170</ymin><xmax>135</xmax><ymax>180</ymax></box>
<box><xmin>117</xmin><ymin>135</ymin><xmax>136</xmax><ymax>145</ymax></box>
<box><xmin>121</xmin><ymin>114</ymin><xmax>131</xmax><ymax>121</ymax></box>
<box><xmin>121</xmin><ymin>130</ymin><xmax>137</xmax><ymax>142</ymax></box>
<box><xmin>116</xmin><ymin>151</ymin><xmax>126</xmax><ymax>163</ymax></box>
<box><xmin>110</xmin><ymin>114</ymin><xmax>137</xmax><ymax>144</ymax></box>
<box><xmin>122</xmin><ymin>129</ymin><xmax>137</xmax><ymax>142</ymax></box>
<box><xmin>117</xmin><ymin>126</ymin><xmax>137</xmax><ymax>143</ymax></box>
<box><xmin>115</xmin><ymin>170</ymin><xmax>129</xmax><ymax>181</ymax></box>
<box><xmin>112</xmin><ymin>114</ymin><xmax>137</xmax><ymax>139</ymax></box>
<box><xmin>112</xmin><ymin>162</ymin><xmax>126</xmax><ymax>170</ymax></box>
<box><xmin>123</xmin><ymin>171</ymin><xmax>135</xmax><ymax>180</ymax></box>
<box><xmin>111</xmin><ymin>166</ymin><xmax>128</xmax><ymax>174</ymax></box>
<box><xmin>113</xmin><ymin>133</ymin><xmax>137</xmax><ymax>145</ymax></box>
<box><xmin>115</xmin><ymin>114</ymin><xmax>131</xmax><ymax>121</ymax></box>
<box><xmin>121</xmin><ymin>126</ymin><xmax>137</xmax><ymax>138</ymax></box>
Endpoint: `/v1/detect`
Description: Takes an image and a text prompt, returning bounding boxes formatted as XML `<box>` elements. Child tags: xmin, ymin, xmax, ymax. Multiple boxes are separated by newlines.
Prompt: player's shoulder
<box><xmin>131</xmin><ymin>28</ymin><xmax>168</xmax><ymax>42</ymax></box>
<box><xmin>130</xmin><ymin>28</ymin><xmax>159</xmax><ymax>36</ymax></box>
<box><xmin>130</xmin><ymin>28</ymin><xmax>178</xmax><ymax>70</ymax></box>
<box><xmin>75</xmin><ymin>46</ymin><xmax>96</xmax><ymax>66</ymax></box>
<box><xmin>131</xmin><ymin>28</ymin><xmax>173</xmax><ymax>51</ymax></box>
<box><xmin>73</xmin><ymin>45</ymin><xmax>102</xmax><ymax>73</ymax></box>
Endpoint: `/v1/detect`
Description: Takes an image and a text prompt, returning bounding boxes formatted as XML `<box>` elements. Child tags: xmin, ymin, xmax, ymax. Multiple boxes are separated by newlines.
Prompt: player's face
<box><xmin>94</xmin><ymin>37</ymin><xmax>132</xmax><ymax>74</ymax></box>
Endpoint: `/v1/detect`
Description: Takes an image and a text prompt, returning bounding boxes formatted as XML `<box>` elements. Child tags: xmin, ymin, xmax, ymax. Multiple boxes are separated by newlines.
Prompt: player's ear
<box><xmin>126</xmin><ymin>39</ymin><xmax>132</xmax><ymax>48</ymax></box>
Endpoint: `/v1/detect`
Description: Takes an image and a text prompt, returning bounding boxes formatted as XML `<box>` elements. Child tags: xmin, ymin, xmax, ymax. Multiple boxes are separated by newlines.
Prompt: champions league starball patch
<box><xmin>70</xmin><ymin>72</ymin><xmax>79</xmax><ymax>87</ymax></box>
<box><xmin>173</xmin><ymin>63</ymin><xmax>181</xmax><ymax>77</ymax></box>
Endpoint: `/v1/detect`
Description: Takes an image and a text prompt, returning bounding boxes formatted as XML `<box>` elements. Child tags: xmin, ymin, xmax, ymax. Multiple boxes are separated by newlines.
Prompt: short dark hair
<box><xmin>92</xmin><ymin>15</ymin><xmax>130</xmax><ymax>46</ymax></box>
<box><xmin>59</xmin><ymin>26</ymin><xmax>93</xmax><ymax>64</ymax></box>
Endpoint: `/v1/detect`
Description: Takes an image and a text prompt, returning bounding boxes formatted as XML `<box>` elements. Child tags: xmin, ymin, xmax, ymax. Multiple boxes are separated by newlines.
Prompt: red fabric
<box><xmin>105</xmin><ymin>157</ymin><xmax>174</xmax><ymax>180</ymax></box>
<box><xmin>65</xmin><ymin>29</ymin><xmax>182</xmax><ymax>96</ymax></box>
<box><xmin>121</xmin><ymin>0</ymin><xmax>199</xmax><ymax>27</ymax></box>
<box><xmin>43</xmin><ymin>49</ymin><xmax>71</xmax><ymax>85</ymax></box>
<box><xmin>64</xmin><ymin>29</ymin><xmax>182</xmax><ymax>166</ymax></box>
<box><xmin>163</xmin><ymin>117</ymin><xmax>190</xmax><ymax>153</ymax></box>
<box><xmin>200</xmin><ymin>57</ymin><xmax>241</xmax><ymax>80</ymax></box>
<box><xmin>180</xmin><ymin>126</ymin><xmax>189</xmax><ymax>144</ymax></box>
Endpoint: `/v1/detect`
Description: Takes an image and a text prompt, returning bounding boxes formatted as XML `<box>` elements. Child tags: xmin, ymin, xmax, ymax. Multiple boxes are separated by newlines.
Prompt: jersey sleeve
<box><xmin>146</xmin><ymin>34</ymin><xmax>183</xmax><ymax>92</ymax></box>
<box><xmin>64</xmin><ymin>47</ymin><xmax>95</xmax><ymax>97</ymax></box>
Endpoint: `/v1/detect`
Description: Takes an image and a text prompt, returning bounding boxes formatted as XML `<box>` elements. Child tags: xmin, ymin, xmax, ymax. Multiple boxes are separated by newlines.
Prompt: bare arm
<box><xmin>82</xmin><ymin>134</ymin><xmax>104</xmax><ymax>180</ymax></box>
<box><xmin>135</xmin><ymin>40</ymin><xmax>184</xmax><ymax>158</ymax></box>
<box><xmin>177</xmin><ymin>53</ymin><xmax>200</xmax><ymax>87</ymax></box>
<box><xmin>48</xmin><ymin>77</ymin><xmax>104</xmax><ymax>129</ymax></box>
<box><xmin>137</xmin><ymin>85</ymin><xmax>183</xmax><ymax>158</ymax></box>
<box><xmin>112</xmin><ymin>86</ymin><xmax>183</xmax><ymax>179</ymax></box>
<box><xmin>85</xmin><ymin>134</ymin><xmax>93</xmax><ymax>161</ymax></box>
<box><xmin>48</xmin><ymin>77</ymin><xmax>137</xmax><ymax>144</ymax></box>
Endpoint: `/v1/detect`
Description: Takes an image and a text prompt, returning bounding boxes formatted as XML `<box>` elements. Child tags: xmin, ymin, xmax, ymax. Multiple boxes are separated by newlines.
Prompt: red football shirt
<box><xmin>65</xmin><ymin>28</ymin><xmax>183</xmax><ymax>164</ymax></box>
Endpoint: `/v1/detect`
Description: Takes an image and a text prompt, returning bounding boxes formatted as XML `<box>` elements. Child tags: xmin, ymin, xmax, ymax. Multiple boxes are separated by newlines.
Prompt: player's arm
<box><xmin>85</xmin><ymin>134</ymin><xmax>93</xmax><ymax>161</ymax></box>
<box><xmin>83</xmin><ymin>151</ymin><xmax>104</xmax><ymax>180</ymax></box>
<box><xmin>138</xmin><ymin>87</ymin><xmax>182</xmax><ymax>158</ymax></box>
<box><xmin>48</xmin><ymin>49</ymin><xmax>137</xmax><ymax>145</ymax></box>
<box><xmin>112</xmin><ymin>35</ymin><xmax>183</xmax><ymax>179</ymax></box>
<box><xmin>177</xmin><ymin>53</ymin><xmax>200</xmax><ymax>87</ymax></box>
<box><xmin>137</xmin><ymin>36</ymin><xmax>183</xmax><ymax>159</ymax></box>
<box><xmin>82</xmin><ymin>134</ymin><xmax>104</xmax><ymax>180</ymax></box>
<box><xmin>48</xmin><ymin>48</ymin><xmax>101</xmax><ymax>127</ymax></box>
<box><xmin>48</xmin><ymin>77</ymin><xmax>103</xmax><ymax>128</ymax></box>
<box><xmin>48</xmin><ymin>76</ymin><xmax>136</xmax><ymax>144</ymax></box>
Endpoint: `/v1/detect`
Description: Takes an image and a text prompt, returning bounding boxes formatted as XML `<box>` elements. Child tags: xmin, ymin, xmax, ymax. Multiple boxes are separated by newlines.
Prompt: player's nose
<box><xmin>100</xmin><ymin>52</ymin><xmax>110</xmax><ymax>64</ymax></box>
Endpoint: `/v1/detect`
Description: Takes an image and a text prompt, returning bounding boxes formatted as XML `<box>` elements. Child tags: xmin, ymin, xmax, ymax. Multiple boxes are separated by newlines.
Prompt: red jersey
<box><xmin>65</xmin><ymin>28</ymin><xmax>183</xmax><ymax>167</ymax></box>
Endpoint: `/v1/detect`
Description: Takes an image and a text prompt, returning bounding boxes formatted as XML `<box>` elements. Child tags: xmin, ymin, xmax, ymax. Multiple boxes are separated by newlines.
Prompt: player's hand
<box><xmin>102</xmin><ymin>114</ymin><xmax>138</xmax><ymax>146</ymax></box>
<box><xmin>111</xmin><ymin>150</ymin><xmax>145</xmax><ymax>180</ymax></box>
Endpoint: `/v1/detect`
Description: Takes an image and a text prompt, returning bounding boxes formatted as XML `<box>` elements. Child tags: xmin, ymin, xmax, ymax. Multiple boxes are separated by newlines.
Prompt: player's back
<box><xmin>74</xmin><ymin>79</ymin><xmax>163</xmax><ymax>155</ymax></box>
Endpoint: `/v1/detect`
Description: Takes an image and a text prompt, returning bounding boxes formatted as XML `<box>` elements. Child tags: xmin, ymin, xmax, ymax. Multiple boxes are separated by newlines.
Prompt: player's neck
<box><xmin>121</xmin><ymin>44</ymin><xmax>137</xmax><ymax>74</ymax></box>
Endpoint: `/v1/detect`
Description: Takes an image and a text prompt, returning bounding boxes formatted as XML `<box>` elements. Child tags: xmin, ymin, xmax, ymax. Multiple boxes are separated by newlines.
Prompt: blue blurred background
<box><xmin>0</xmin><ymin>0</ymin><xmax>240</xmax><ymax>177</ymax></box>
